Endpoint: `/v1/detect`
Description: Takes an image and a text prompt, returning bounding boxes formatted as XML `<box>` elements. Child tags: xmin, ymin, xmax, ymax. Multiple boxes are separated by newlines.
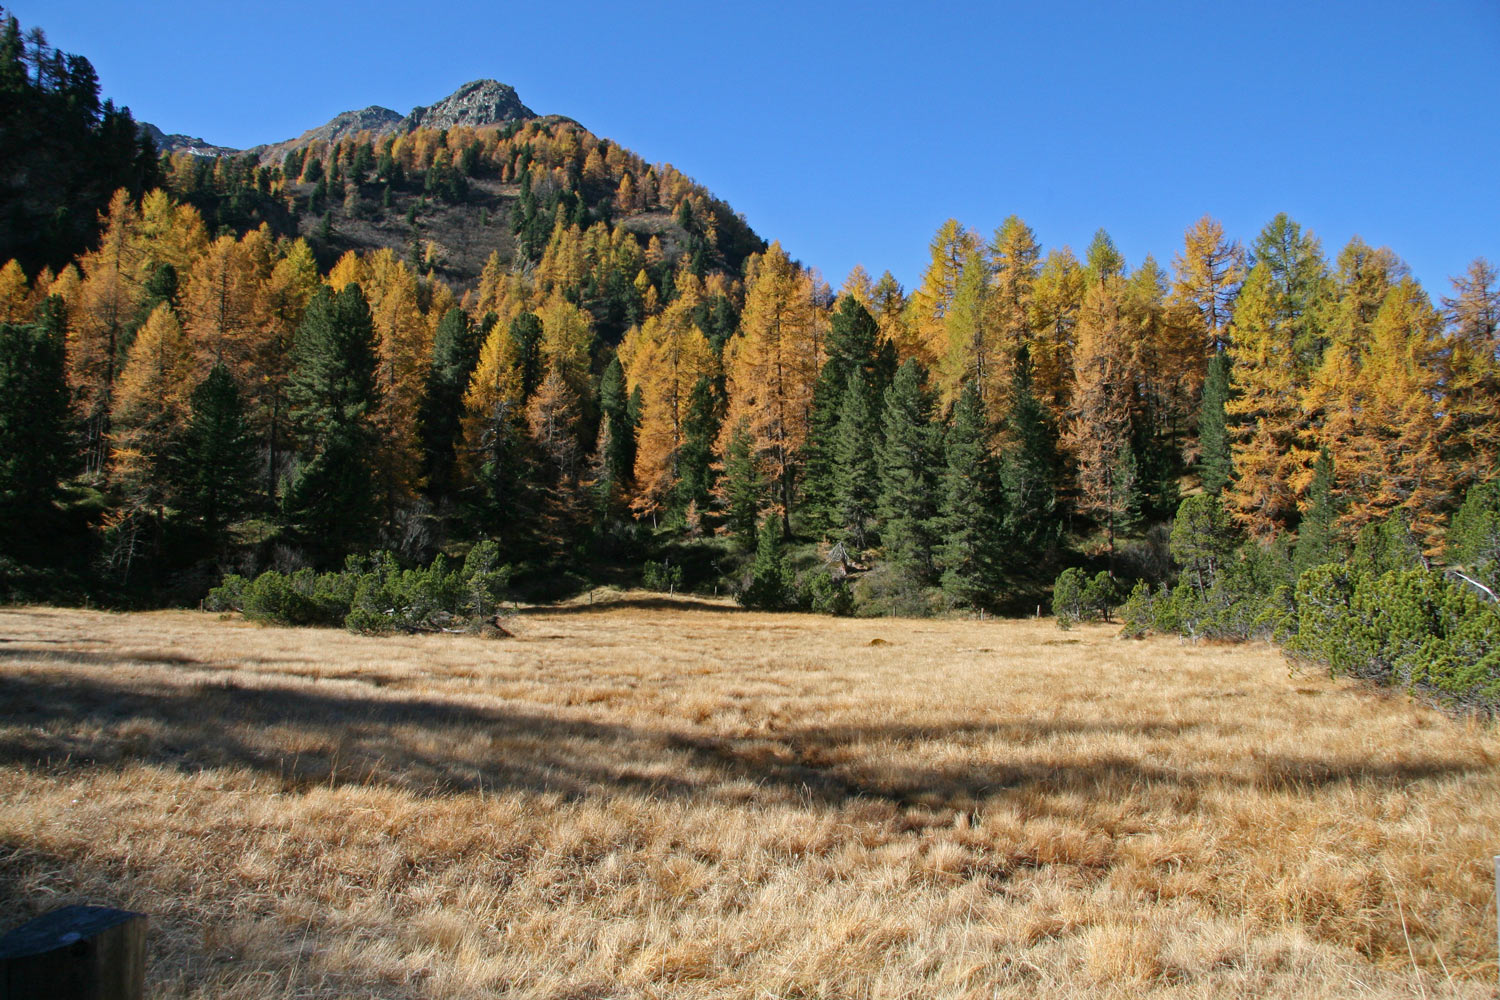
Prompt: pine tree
<box><xmin>673</xmin><ymin>375</ymin><xmax>720</xmax><ymax>519</ymax></box>
<box><xmin>1446</xmin><ymin>479</ymin><xmax>1500</xmax><ymax>593</ymax></box>
<box><xmin>510</xmin><ymin>311</ymin><xmax>544</xmax><ymax>400</ymax></box>
<box><xmin>1169</xmin><ymin>494</ymin><xmax>1239</xmax><ymax>600</ymax></box>
<box><xmin>798</xmin><ymin>359</ymin><xmax>844</xmax><ymax>536</ymax></box>
<box><xmin>877</xmin><ymin>359</ymin><xmax>939</xmax><ymax>585</ymax></box>
<box><xmin>176</xmin><ymin>363</ymin><xmax>255</xmax><ymax>541</ymax></box>
<box><xmin>420</xmin><ymin>306</ymin><xmax>479</xmax><ymax>502</ymax></box>
<box><xmin>1248</xmin><ymin>213</ymin><xmax>1328</xmax><ymax>368</ymax></box>
<box><xmin>1293</xmin><ymin>447</ymin><xmax>1340</xmax><ymax>577</ymax></box>
<box><xmin>998</xmin><ymin>353</ymin><xmax>1062</xmax><ymax>554</ymax></box>
<box><xmin>1198</xmin><ymin>349</ymin><xmax>1232</xmax><ymax>495</ymax></box>
<box><xmin>935</xmin><ymin>380</ymin><xmax>1004</xmax><ymax>607</ymax></box>
<box><xmin>739</xmin><ymin>515</ymin><xmax>791</xmax><ymax>610</ymax></box>
<box><xmin>283</xmin><ymin>284</ymin><xmax>380</xmax><ymax>561</ymax></box>
<box><xmin>594</xmin><ymin>354</ymin><xmax>636</xmax><ymax>510</ymax></box>
<box><xmin>718</xmin><ymin>419</ymin><xmax>762</xmax><ymax>551</ymax></box>
<box><xmin>832</xmin><ymin>368</ymin><xmax>879</xmax><ymax>549</ymax></box>
<box><xmin>0</xmin><ymin>305</ymin><xmax>69</xmax><ymax>557</ymax></box>
<box><xmin>1083</xmin><ymin>229</ymin><xmax>1125</xmax><ymax>287</ymax></box>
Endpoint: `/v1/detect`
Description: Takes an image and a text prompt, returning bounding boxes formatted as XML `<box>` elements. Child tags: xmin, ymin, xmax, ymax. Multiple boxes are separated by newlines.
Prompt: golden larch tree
<box><xmin>1440</xmin><ymin>258</ymin><xmax>1500</xmax><ymax>491</ymax></box>
<box><xmin>1224</xmin><ymin>263</ymin><xmax>1321</xmax><ymax>538</ymax></box>
<box><xmin>906</xmin><ymin>219</ymin><xmax>981</xmax><ymax>368</ymax></box>
<box><xmin>619</xmin><ymin>288</ymin><xmax>716</xmax><ymax>519</ymax></box>
<box><xmin>1315</xmin><ymin>279</ymin><xmax>1448</xmax><ymax>548</ymax></box>
<box><xmin>721</xmin><ymin>242</ymin><xmax>823</xmax><ymax>534</ymax></box>
<box><xmin>1169</xmin><ymin>215</ymin><xmax>1245</xmax><ymax>357</ymax></box>
<box><xmin>1063</xmin><ymin>276</ymin><xmax>1138</xmax><ymax>568</ymax></box>
<box><xmin>1027</xmin><ymin>247</ymin><xmax>1085</xmax><ymax>421</ymax></box>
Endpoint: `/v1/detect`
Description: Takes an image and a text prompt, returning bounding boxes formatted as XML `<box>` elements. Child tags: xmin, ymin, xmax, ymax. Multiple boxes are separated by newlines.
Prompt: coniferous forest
<box><xmin>0</xmin><ymin>8</ymin><xmax>1495</xmax><ymax>713</ymax></box>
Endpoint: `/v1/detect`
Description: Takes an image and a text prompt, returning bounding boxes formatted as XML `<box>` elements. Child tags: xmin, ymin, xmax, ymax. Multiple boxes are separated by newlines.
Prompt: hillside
<box><xmin>142</xmin><ymin>78</ymin><xmax>758</xmax><ymax>293</ymax></box>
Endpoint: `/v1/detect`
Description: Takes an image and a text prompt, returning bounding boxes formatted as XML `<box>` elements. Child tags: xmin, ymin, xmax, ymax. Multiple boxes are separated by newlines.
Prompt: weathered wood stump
<box><xmin>0</xmin><ymin>906</ymin><xmax>146</xmax><ymax>1000</ymax></box>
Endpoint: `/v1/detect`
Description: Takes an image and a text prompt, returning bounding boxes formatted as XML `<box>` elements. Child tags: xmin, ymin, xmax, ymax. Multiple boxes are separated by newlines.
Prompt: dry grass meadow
<box><xmin>1</xmin><ymin>594</ymin><xmax>1497</xmax><ymax>998</ymax></box>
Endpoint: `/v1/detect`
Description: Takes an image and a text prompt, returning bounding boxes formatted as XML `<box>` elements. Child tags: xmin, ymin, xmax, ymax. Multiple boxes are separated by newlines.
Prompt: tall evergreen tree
<box><xmin>935</xmin><ymin>380</ymin><xmax>1004</xmax><ymax>607</ymax></box>
<box><xmin>832</xmin><ymin>369</ymin><xmax>880</xmax><ymax>549</ymax></box>
<box><xmin>998</xmin><ymin>353</ymin><xmax>1062</xmax><ymax>554</ymax></box>
<box><xmin>0</xmin><ymin>304</ymin><xmax>69</xmax><ymax>558</ymax></box>
<box><xmin>176</xmin><ymin>363</ymin><xmax>255</xmax><ymax>542</ymax></box>
<box><xmin>510</xmin><ymin>311</ymin><xmax>544</xmax><ymax>401</ymax></box>
<box><xmin>718</xmin><ymin>419</ymin><xmax>762</xmax><ymax>551</ymax></box>
<box><xmin>420</xmin><ymin>306</ymin><xmax>479</xmax><ymax>502</ymax></box>
<box><xmin>673</xmin><ymin>375</ymin><xmax>720</xmax><ymax>520</ymax></box>
<box><xmin>283</xmin><ymin>283</ymin><xmax>380</xmax><ymax>562</ymax></box>
<box><xmin>877</xmin><ymin>359</ymin><xmax>939</xmax><ymax>585</ymax></box>
<box><xmin>1198</xmin><ymin>349</ymin><xmax>1233</xmax><ymax>495</ymax></box>
<box><xmin>594</xmin><ymin>354</ymin><xmax>636</xmax><ymax>510</ymax></box>
<box><xmin>802</xmin><ymin>294</ymin><xmax>888</xmax><ymax>535</ymax></box>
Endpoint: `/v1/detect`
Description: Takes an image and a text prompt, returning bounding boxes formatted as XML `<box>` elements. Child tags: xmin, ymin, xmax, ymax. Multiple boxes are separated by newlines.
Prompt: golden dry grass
<box><xmin>0</xmin><ymin>594</ymin><xmax>1497</xmax><ymax>998</ymax></box>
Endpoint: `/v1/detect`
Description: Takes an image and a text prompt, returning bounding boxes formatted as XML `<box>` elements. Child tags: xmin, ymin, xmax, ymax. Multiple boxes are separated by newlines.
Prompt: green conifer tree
<box><xmin>998</xmin><ymin>354</ymin><xmax>1063</xmax><ymax>554</ymax></box>
<box><xmin>595</xmin><ymin>354</ymin><xmax>636</xmax><ymax>505</ymax></box>
<box><xmin>0</xmin><ymin>304</ymin><xmax>69</xmax><ymax>559</ymax></box>
<box><xmin>283</xmin><ymin>283</ymin><xmax>380</xmax><ymax>562</ymax></box>
<box><xmin>673</xmin><ymin>375</ymin><xmax>720</xmax><ymax>519</ymax></box>
<box><xmin>1293</xmin><ymin>447</ymin><xmax>1340</xmax><ymax>577</ymax></box>
<box><xmin>1446</xmin><ymin>479</ymin><xmax>1500</xmax><ymax>593</ymax></box>
<box><xmin>421</xmin><ymin>306</ymin><xmax>479</xmax><ymax>501</ymax></box>
<box><xmin>176</xmin><ymin>362</ymin><xmax>255</xmax><ymax>541</ymax></box>
<box><xmin>935</xmin><ymin>380</ymin><xmax>1004</xmax><ymax>607</ymax></box>
<box><xmin>1198</xmin><ymin>349</ymin><xmax>1233</xmax><ymax>495</ymax></box>
<box><xmin>833</xmin><ymin>369</ymin><xmax>880</xmax><ymax>549</ymax></box>
<box><xmin>877</xmin><ymin>359</ymin><xmax>939</xmax><ymax>585</ymax></box>
<box><xmin>719</xmin><ymin>420</ymin><xmax>762</xmax><ymax>552</ymax></box>
<box><xmin>739</xmin><ymin>515</ymin><xmax>792</xmax><ymax>610</ymax></box>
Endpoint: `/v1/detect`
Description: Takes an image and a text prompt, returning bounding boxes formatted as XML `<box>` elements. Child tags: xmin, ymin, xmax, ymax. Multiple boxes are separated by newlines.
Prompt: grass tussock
<box><xmin>0</xmin><ymin>594</ymin><xmax>1497</xmax><ymax>998</ymax></box>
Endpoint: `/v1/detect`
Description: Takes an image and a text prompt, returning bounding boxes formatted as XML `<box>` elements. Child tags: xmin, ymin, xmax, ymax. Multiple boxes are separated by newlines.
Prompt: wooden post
<box><xmin>0</xmin><ymin>906</ymin><xmax>146</xmax><ymax>1000</ymax></box>
<box><xmin>1494</xmin><ymin>855</ymin><xmax>1499</xmax><ymax>994</ymax></box>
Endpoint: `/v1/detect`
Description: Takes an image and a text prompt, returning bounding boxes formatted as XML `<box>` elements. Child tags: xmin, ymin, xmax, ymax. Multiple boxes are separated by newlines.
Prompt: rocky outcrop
<box><xmin>401</xmin><ymin>80</ymin><xmax>535</xmax><ymax>133</ymax></box>
<box><xmin>141</xmin><ymin>81</ymin><xmax>541</xmax><ymax>165</ymax></box>
<box><xmin>250</xmin><ymin>105</ymin><xmax>406</xmax><ymax>165</ymax></box>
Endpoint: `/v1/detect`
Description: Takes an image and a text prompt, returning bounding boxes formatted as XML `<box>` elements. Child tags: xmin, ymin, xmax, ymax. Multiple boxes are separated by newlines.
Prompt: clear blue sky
<box><xmin>12</xmin><ymin>0</ymin><xmax>1499</xmax><ymax>298</ymax></box>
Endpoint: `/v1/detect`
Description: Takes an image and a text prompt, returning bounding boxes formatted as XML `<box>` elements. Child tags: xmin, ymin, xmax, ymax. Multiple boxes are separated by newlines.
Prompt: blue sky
<box><xmin>14</xmin><ymin>0</ymin><xmax>1499</xmax><ymax>298</ymax></box>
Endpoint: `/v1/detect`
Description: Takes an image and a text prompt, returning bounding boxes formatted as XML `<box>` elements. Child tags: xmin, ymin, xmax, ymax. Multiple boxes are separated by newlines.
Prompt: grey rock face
<box><xmin>141</xmin><ymin>80</ymin><xmax>539</xmax><ymax>165</ymax></box>
<box><xmin>402</xmin><ymin>80</ymin><xmax>536</xmax><ymax>133</ymax></box>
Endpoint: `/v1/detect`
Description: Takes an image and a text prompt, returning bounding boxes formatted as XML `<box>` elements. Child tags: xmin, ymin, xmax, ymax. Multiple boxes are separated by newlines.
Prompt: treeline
<box><xmin>5</xmin><ymin>178</ymin><xmax>1497</xmax><ymax>628</ymax></box>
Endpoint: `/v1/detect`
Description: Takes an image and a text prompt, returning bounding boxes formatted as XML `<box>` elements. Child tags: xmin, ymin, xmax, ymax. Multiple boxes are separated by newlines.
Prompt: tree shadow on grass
<box><xmin>0</xmin><ymin>668</ymin><xmax>1486</xmax><ymax>816</ymax></box>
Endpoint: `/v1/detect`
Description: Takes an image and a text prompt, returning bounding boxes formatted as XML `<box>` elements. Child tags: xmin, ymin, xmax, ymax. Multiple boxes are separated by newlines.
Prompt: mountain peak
<box><xmin>402</xmin><ymin>79</ymin><xmax>535</xmax><ymax>133</ymax></box>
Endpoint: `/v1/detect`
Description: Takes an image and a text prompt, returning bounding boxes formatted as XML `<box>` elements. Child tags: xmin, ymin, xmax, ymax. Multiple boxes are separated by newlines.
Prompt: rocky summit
<box><xmin>140</xmin><ymin>80</ymin><xmax>539</xmax><ymax>162</ymax></box>
<box><xmin>401</xmin><ymin>79</ymin><xmax>535</xmax><ymax>133</ymax></box>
